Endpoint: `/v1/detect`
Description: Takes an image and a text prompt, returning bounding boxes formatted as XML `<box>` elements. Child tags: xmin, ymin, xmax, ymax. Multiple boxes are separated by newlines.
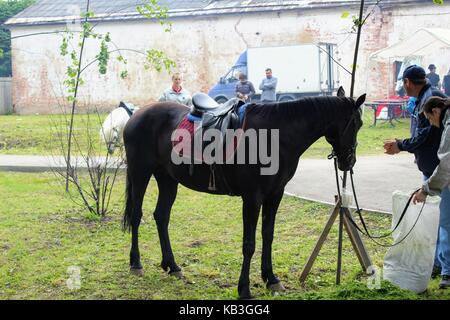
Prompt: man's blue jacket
<box><xmin>398</xmin><ymin>82</ymin><xmax>447</xmax><ymax>177</ymax></box>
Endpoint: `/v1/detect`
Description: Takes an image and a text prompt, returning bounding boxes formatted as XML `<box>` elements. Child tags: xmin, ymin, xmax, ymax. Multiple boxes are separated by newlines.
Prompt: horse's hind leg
<box><xmin>261</xmin><ymin>190</ymin><xmax>286</xmax><ymax>293</ymax></box>
<box><xmin>153</xmin><ymin>170</ymin><xmax>182</xmax><ymax>277</ymax></box>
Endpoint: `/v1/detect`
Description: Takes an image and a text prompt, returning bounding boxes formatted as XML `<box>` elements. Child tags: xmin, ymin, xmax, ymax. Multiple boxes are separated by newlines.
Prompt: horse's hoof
<box><xmin>130</xmin><ymin>268</ymin><xmax>144</xmax><ymax>277</ymax></box>
<box><xmin>267</xmin><ymin>282</ymin><xmax>286</xmax><ymax>293</ymax></box>
<box><xmin>170</xmin><ymin>271</ymin><xmax>184</xmax><ymax>279</ymax></box>
<box><xmin>238</xmin><ymin>288</ymin><xmax>252</xmax><ymax>300</ymax></box>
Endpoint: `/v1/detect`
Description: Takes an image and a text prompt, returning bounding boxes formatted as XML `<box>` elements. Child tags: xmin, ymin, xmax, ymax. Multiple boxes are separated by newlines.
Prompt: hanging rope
<box><xmin>329</xmin><ymin>152</ymin><xmax>426</xmax><ymax>248</ymax></box>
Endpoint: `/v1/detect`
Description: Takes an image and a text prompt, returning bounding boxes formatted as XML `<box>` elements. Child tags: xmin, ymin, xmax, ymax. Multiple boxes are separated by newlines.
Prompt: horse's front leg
<box><xmin>238</xmin><ymin>196</ymin><xmax>262</xmax><ymax>299</ymax></box>
<box><xmin>261</xmin><ymin>190</ymin><xmax>286</xmax><ymax>293</ymax></box>
<box><xmin>154</xmin><ymin>172</ymin><xmax>182</xmax><ymax>278</ymax></box>
<box><xmin>128</xmin><ymin>171</ymin><xmax>152</xmax><ymax>276</ymax></box>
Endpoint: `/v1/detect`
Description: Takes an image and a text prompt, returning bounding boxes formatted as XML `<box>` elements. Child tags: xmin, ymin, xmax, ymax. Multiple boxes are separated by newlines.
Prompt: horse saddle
<box><xmin>187</xmin><ymin>93</ymin><xmax>245</xmax><ymax>193</ymax></box>
<box><xmin>190</xmin><ymin>93</ymin><xmax>243</xmax><ymax>150</ymax></box>
<box><xmin>191</xmin><ymin>93</ymin><xmax>238</xmax><ymax>117</ymax></box>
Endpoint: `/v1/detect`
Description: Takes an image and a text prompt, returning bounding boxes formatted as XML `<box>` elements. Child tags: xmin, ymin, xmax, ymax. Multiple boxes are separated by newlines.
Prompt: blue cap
<box><xmin>402</xmin><ymin>65</ymin><xmax>426</xmax><ymax>81</ymax></box>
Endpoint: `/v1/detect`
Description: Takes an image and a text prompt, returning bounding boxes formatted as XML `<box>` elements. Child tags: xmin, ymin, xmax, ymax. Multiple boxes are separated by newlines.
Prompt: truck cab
<box><xmin>208</xmin><ymin>51</ymin><xmax>248</xmax><ymax>104</ymax></box>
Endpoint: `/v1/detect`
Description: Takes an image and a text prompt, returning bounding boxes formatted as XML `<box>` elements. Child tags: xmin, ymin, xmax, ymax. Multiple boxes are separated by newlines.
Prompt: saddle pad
<box><xmin>172</xmin><ymin>115</ymin><xmax>242</xmax><ymax>164</ymax></box>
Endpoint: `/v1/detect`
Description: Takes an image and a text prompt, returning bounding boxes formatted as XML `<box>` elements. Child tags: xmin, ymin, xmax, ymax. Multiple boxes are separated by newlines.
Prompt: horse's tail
<box><xmin>122</xmin><ymin>168</ymin><xmax>133</xmax><ymax>232</ymax></box>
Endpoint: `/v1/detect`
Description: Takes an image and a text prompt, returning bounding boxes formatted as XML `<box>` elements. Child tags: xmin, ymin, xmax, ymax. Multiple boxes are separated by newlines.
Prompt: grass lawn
<box><xmin>0</xmin><ymin>113</ymin><xmax>108</xmax><ymax>156</ymax></box>
<box><xmin>0</xmin><ymin>171</ymin><xmax>448</xmax><ymax>300</ymax></box>
<box><xmin>0</xmin><ymin>107</ymin><xmax>410</xmax><ymax>158</ymax></box>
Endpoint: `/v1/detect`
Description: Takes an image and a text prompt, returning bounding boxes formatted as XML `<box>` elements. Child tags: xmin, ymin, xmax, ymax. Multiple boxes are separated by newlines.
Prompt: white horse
<box><xmin>100</xmin><ymin>102</ymin><xmax>139</xmax><ymax>154</ymax></box>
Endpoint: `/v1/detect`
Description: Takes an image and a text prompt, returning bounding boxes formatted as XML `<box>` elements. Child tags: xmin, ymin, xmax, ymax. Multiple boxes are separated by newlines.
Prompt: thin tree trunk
<box><xmin>66</xmin><ymin>0</ymin><xmax>91</xmax><ymax>191</ymax></box>
<box><xmin>350</xmin><ymin>0</ymin><xmax>365</xmax><ymax>98</ymax></box>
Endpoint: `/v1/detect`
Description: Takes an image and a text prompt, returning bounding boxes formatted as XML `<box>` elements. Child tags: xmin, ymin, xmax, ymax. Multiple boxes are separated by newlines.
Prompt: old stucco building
<box><xmin>5</xmin><ymin>0</ymin><xmax>450</xmax><ymax>114</ymax></box>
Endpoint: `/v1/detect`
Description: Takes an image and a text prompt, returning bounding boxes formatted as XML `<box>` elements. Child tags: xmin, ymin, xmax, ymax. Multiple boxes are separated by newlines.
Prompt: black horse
<box><xmin>122</xmin><ymin>87</ymin><xmax>365</xmax><ymax>299</ymax></box>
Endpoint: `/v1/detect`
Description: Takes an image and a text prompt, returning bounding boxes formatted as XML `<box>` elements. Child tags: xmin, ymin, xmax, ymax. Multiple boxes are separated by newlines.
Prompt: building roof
<box><xmin>370</xmin><ymin>28</ymin><xmax>450</xmax><ymax>61</ymax></box>
<box><xmin>4</xmin><ymin>0</ymin><xmax>431</xmax><ymax>27</ymax></box>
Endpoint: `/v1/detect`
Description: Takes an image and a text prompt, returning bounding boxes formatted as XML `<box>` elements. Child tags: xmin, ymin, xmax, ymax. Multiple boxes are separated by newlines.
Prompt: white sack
<box><xmin>383</xmin><ymin>190</ymin><xmax>441</xmax><ymax>293</ymax></box>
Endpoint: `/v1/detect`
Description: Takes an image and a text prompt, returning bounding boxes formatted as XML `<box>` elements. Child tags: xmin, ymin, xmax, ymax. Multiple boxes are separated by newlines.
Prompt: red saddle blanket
<box><xmin>172</xmin><ymin>116</ymin><xmax>242</xmax><ymax>164</ymax></box>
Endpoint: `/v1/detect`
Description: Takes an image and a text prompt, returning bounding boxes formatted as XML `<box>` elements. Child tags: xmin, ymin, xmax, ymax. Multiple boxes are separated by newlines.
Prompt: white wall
<box><xmin>9</xmin><ymin>2</ymin><xmax>450</xmax><ymax>114</ymax></box>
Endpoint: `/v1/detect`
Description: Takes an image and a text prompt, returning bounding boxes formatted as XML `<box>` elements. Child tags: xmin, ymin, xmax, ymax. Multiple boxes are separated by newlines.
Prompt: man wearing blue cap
<box><xmin>384</xmin><ymin>65</ymin><xmax>446</xmax><ymax>171</ymax></box>
<box><xmin>384</xmin><ymin>64</ymin><xmax>447</xmax><ymax>281</ymax></box>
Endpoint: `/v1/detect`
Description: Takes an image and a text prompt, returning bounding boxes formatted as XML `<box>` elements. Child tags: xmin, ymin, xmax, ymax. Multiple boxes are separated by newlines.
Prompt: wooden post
<box><xmin>336</xmin><ymin>207</ymin><xmax>344</xmax><ymax>285</ymax></box>
<box><xmin>300</xmin><ymin>198</ymin><xmax>372</xmax><ymax>286</ymax></box>
<box><xmin>299</xmin><ymin>202</ymin><xmax>341</xmax><ymax>284</ymax></box>
<box><xmin>343</xmin><ymin>208</ymin><xmax>372</xmax><ymax>272</ymax></box>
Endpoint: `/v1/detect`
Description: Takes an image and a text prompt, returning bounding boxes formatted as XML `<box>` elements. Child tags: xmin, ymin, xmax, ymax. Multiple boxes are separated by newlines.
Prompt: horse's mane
<box><xmin>245</xmin><ymin>96</ymin><xmax>354</xmax><ymax>126</ymax></box>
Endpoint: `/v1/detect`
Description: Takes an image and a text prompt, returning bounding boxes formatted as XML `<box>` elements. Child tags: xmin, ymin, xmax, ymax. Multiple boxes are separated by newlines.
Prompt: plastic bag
<box><xmin>383</xmin><ymin>190</ymin><xmax>441</xmax><ymax>293</ymax></box>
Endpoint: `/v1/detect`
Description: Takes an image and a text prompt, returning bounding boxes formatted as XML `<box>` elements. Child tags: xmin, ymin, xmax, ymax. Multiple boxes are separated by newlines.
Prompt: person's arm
<box><xmin>259</xmin><ymin>80</ymin><xmax>265</xmax><ymax>91</ymax></box>
<box><xmin>398</xmin><ymin>126</ymin><xmax>439</xmax><ymax>152</ymax></box>
<box><xmin>236</xmin><ymin>84</ymin><xmax>244</xmax><ymax>99</ymax></box>
<box><xmin>423</xmin><ymin>124</ymin><xmax>450</xmax><ymax>196</ymax></box>
<box><xmin>397</xmin><ymin>115</ymin><xmax>440</xmax><ymax>152</ymax></box>
<box><xmin>183</xmin><ymin>90</ymin><xmax>193</xmax><ymax>107</ymax></box>
<box><xmin>262</xmin><ymin>78</ymin><xmax>277</xmax><ymax>90</ymax></box>
<box><xmin>186</xmin><ymin>96</ymin><xmax>193</xmax><ymax>107</ymax></box>
<box><xmin>248</xmin><ymin>82</ymin><xmax>256</xmax><ymax>98</ymax></box>
<box><xmin>270</xmin><ymin>77</ymin><xmax>277</xmax><ymax>90</ymax></box>
<box><xmin>158</xmin><ymin>91</ymin><xmax>167</xmax><ymax>102</ymax></box>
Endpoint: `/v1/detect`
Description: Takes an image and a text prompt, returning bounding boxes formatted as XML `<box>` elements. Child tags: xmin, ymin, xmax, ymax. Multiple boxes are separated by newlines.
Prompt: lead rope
<box><xmin>349</xmin><ymin>169</ymin><xmax>419</xmax><ymax>238</ymax></box>
<box><xmin>329</xmin><ymin>152</ymin><xmax>426</xmax><ymax>248</ymax></box>
<box><xmin>329</xmin><ymin>151</ymin><xmax>341</xmax><ymax>199</ymax></box>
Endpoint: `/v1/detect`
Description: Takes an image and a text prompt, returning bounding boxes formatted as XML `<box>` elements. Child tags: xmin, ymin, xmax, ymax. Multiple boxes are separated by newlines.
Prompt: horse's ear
<box><xmin>355</xmin><ymin>94</ymin><xmax>366</xmax><ymax>109</ymax></box>
<box><xmin>337</xmin><ymin>87</ymin><xmax>345</xmax><ymax>97</ymax></box>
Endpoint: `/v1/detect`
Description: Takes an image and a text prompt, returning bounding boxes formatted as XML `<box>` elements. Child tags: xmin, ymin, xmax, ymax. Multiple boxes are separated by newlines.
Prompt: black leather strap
<box><xmin>119</xmin><ymin>101</ymin><xmax>133</xmax><ymax>117</ymax></box>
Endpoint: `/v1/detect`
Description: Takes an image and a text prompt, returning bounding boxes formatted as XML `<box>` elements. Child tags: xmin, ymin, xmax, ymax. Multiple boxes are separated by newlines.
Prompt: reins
<box><xmin>329</xmin><ymin>152</ymin><xmax>426</xmax><ymax>248</ymax></box>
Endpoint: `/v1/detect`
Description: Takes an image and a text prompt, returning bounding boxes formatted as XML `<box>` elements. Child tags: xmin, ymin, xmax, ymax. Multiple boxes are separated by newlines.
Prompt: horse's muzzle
<box><xmin>337</xmin><ymin>151</ymin><xmax>356</xmax><ymax>172</ymax></box>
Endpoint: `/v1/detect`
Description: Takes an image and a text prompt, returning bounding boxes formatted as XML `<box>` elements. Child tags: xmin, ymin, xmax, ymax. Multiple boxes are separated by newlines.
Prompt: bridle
<box><xmin>328</xmin><ymin>110</ymin><xmax>426</xmax><ymax>248</ymax></box>
<box><xmin>328</xmin><ymin>109</ymin><xmax>359</xmax><ymax>169</ymax></box>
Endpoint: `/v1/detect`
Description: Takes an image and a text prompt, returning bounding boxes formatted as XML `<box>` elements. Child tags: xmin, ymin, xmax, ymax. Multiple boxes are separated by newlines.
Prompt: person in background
<box><xmin>259</xmin><ymin>68</ymin><xmax>278</xmax><ymax>103</ymax></box>
<box><xmin>159</xmin><ymin>73</ymin><xmax>192</xmax><ymax>106</ymax></box>
<box><xmin>443</xmin><ymin>69</ymin><xmax>450</xmax><ymax>96</ymax></box>
<box><xmin>426</xmin><ymin>64</ymin><xmax>441</xmax><ymax>90</ymax></box>
<box><xmin>412</xmin><ymin>96</ymin><xmax>450</xmax><ymax>289</ymax></box>
<box><xmin>235</xmin><ymin>72</ymin><xmax>255</xmax><ymax>103</ymax></box>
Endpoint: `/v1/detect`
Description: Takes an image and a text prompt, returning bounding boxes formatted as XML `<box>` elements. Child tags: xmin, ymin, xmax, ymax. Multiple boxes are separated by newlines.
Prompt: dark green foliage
<box><xmin>0</xmin><ymin>0</ymin><xmax>35</xmax><ymax>76</ymax></box>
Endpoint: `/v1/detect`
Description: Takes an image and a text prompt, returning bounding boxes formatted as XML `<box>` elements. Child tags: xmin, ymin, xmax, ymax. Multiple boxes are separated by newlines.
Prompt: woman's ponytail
<box><xmin>444</xmin><ymin>98</ymin><xmax>450</xmax><ymax>112</ymax></box>
<box><xmin>423</xmin><ymin>96</ymin><xmax>448</xmax><ymax>114</ymax></box>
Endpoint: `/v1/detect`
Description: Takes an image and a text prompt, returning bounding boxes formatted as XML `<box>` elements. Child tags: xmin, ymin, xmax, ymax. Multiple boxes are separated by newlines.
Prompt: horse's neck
<box><xmin>280</xmin><ymin>101</ymin><xmax>336</xmax><ymax>158</ymax></box>
<box><xmin>293</xmin><ymin>123</ymin><xmax>328</xmax><ymax>158</ymax></box>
